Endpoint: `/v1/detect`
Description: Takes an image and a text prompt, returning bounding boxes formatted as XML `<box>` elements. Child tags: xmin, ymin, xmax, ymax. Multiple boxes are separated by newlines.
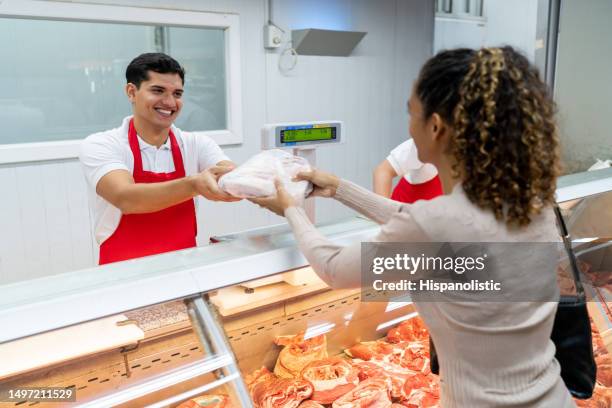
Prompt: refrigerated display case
<box><xmin>556</xmin><ymin>166</ymin><xmax>612</xmax><ymax>407</ymax></box>
<box><xmin>557</xmin><ymin>167</ymin><xmax>612</xmax><ymax>346</ymax></box>
<box><xmin>0</xmin><ymin>217</ymin><xmax>384</xmax><ymax>407</ymax></box>
<box><xmin>2</xmin><ymin>169</ymin><xmax>612</xmax><ymax>407</ymax></box>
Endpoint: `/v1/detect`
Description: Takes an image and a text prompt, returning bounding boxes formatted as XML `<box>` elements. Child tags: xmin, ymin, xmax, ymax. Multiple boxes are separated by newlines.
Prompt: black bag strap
<box><xmin>553</xmin><ymin>204</ymin><xmax>586</xmax><ymax>300</ymax></box>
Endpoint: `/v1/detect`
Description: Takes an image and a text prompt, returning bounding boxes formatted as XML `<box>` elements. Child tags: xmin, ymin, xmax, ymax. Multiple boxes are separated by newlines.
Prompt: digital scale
<box><xmin>212</xmin><ymin>121</ymin><xmax>344</xmax><ymax>291</ymax></box>
<box><xmin>261</xmin><ymin>120</ymin><xmax>343</xmax><ymax>222</ymax></box>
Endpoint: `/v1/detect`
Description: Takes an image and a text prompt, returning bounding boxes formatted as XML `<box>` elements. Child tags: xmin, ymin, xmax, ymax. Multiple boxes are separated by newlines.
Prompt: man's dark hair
<box><xmin>125</xmin><ymin>53</ymin><xmax>185</xmax><ymax>88</ymax></box>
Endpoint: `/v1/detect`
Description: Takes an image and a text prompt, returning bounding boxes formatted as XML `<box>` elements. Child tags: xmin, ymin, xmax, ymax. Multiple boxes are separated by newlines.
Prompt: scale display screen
<box><xmin>280</xmin><ymin>126</ymin><xmax>336</xmax><ymax>144</ymax></box>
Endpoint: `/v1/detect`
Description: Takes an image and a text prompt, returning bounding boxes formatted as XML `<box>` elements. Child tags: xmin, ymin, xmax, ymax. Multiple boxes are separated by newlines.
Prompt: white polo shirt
<box><xmin>79</xmin><ymin>116</ymin><xmax>229</xmax><ymax>245</ymax></box>
<box><xmin>386</xmin><ymin>139</ymin><xmax>438</xmax><ymax>184</ymax></box>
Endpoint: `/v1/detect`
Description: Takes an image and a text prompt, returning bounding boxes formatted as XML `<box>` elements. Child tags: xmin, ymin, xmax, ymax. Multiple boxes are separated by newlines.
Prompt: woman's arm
<box><xmin>294</xmin><ymin>170</ymin><xmax>403</xmax><ymax>225</ymax></box>
<box><xmin>285</xmin><ymin>205</ymin><xmax>427</xmax><ymax>289</ymax></box>
<box><xmin>335</xmin><ymin>179</ymin><xmax>402</xmax><ymax>225</ymax></box>
<box><xmin>250</xmin><ymin>179</ymin><xmax>426</xmax><ymax>289</ymax></box>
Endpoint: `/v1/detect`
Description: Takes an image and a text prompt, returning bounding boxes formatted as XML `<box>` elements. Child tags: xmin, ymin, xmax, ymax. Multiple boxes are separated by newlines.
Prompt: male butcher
<box><xmin>80</xmin><ymin>53</ymin><xmax>238</xmax><ymax>264</ymax></box>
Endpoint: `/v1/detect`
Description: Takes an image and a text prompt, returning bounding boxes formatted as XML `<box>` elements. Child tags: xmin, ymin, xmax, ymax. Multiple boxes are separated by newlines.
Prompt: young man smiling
<box><xmin>80</xmin><ymin>53</ymin><xmax>238</xmax><ymax>265</ymax></box>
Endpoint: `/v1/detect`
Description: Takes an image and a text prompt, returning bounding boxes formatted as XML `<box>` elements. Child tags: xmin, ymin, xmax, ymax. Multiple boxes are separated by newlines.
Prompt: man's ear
<box><xmin>430</xmin><ymin>113</ymin><xmax>446</xmax><ymax>140</ymax></box>
<box><xmin>125</xmin><ymin>83</ymin><xmax>137</xmax><ymax>102</ymax></box>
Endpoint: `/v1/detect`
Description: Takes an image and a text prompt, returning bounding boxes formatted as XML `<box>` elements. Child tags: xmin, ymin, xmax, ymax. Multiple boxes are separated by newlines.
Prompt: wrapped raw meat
<box><xmin>177</xmin><ymin>395</ymin><xmax>233</xmax><ymax>408</ymax></box>
<box><xmin>387</xmin><ymin>318</ymin><xmax>429</xmax><ymax>343</ymax></box>
<box><xmin>218</xmin><ymin>149</ymin><xmax>312</xmax><ymax>201</ymax></box>
<box><xmin>332</xmin><ymin>377</ymin><xmax>393</xmax><ymax>408</ymax></box>
<box><xmin>300</xmin><ymin>357</ymin><xmax>359</xmax><ymax>404</ymax></box>
<box><xmin>251</xmin><ymin>377</ymin><xmax>314</xmax><ymax>408</ymax></box>
<box><xmin>274</xmin><ymin>332</ymin><xmax>328</xmax><ymax>378</ymax></box>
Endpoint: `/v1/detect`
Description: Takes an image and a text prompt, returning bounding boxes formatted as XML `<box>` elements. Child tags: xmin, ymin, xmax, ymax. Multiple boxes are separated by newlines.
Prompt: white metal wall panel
<box><xmin>0</xmin><ymin>0</ymin><xmax>433</xmax><ymax>284</ymax></box>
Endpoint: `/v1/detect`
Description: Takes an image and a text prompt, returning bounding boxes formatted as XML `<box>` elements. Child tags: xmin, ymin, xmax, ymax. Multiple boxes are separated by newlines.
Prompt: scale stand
<box><xmin>262</xmin><ymin>120</ymin><xmax>343</xmax><ymax>225</ymax></box>
<box><xmin>293</xmin><ymin>146</ymin><xmax>316</xmax><ymax>223</ymax></box>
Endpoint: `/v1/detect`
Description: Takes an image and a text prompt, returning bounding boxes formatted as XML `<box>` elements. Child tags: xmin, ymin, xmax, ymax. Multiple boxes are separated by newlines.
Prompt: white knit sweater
<box><xmin>284</xmin><ymin>180</ymin><xmax>575</xmax><ymax>408</ymax></box>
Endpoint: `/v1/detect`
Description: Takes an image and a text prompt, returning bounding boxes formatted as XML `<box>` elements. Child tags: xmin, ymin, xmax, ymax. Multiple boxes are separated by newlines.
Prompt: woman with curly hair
<box><xmin>252</xmin><ymin>46</ymin><xmax>572</xmax><ymax>407</ymax></box>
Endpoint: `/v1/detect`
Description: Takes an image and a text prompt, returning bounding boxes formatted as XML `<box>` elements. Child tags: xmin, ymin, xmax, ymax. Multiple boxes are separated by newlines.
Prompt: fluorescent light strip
<box><xmin>385</xmin><ymin>300</ymin><xmax>413</xmax><ymax>312</ymax></box>
<box><xmin>573</xmin><ymin>237</ymin><xmax>598</xmax><ymax>243</ymax></box>
<box><xmin>304</xmin><ymin>322</ymin><xmax>336</xmax><ymax>339</ymax></box>
<box><xmin>376</xmin><ymin>311</ymin><xmax>419</xmax><ymax>332</ymax></box>
<box><xmin>76</xmin><ymin>355</ymin><xmax>233</xmax><ymax>408</ymax></box>
<box><xmin>145</xmin><ymin>373</ymin><xmax>240</xmax><ymax>408</ymax></box>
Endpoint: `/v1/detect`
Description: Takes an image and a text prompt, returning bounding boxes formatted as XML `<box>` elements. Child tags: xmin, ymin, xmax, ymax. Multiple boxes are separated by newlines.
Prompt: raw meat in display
<box><xmin>346</xmin><ymin>341</ymin><xmax>395</xmax><ymax>361</ymax></box>
<box><xmin>300</xmin><ymin>357</ymin><xmax>359</xmax><ymax>404</ymax></box>
<box><xmin>394</xmin><ymin>343</ymin><xmax>431</xmax><ymax>375</ymax></box>
<box><xmin>352</xmin><ymin>361</ymin><xmax>385</xmax><ymax>382</ymax></box>
<box><xmin>400</xmin><ymin>389</ymin><xmax>440</xmax><ymax>408</ymax></box>
<box><xmin>400</xmin><ymin>374</ymin><xmax>431</xmax><ymax>398</ymax></box>
<box><xmin>247</xmin><ymin>367</ymin><xmax>277</xmax><ymax>391</ymax></box>
<box><xmin>387</xmin><ymin>318</ymin><xmax>429</xmax><ymax>343</ymax></box>
<box><xmin>177</xmin><ymin>395</ymin><xmax>233</xmax><ymax>408</ymax></box>
<box><xmin>574</xmin><ymin>318</ymin><xmax>612</xmax><ymax>407</ymax></box>
<box><xmin>331</xmin><ymin>377</ymin><xmax>393</xmax><ymax>408</ymax></box>
<box><xmin>400</xmin><ymin>374</ymin><xmax>440</xmax><ymax>408</ymax></box>
<box><xmin>345</xmin><ymin>318</ymin><xmax>440</xmax><ymax>404</ymax></box>
<box><xmin>218</xmin><ymin>149</ymin><xmax>312</xmax><ymax>201</ymax></box>
<box><xmin>575</xmin><ymin>385</ymin><xmax>612</xmax><ymax>408</ymax></box>
<box><xmin>298</xmin><ymin>401</ymin><xmax>326</xmax><ymax>408</ymax></box>
<box><xmin>251</xmin><ymin>377</ymin><xmax>314</xmax><ymax>408</ymax></box>
<box><xmin>274</xmin><ymin>332</ymin><xmax>328</xmax><ymax>378</ymax></box>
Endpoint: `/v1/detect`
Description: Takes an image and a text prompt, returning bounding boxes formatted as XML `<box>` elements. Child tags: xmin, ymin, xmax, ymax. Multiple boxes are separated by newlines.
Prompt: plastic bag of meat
<box><xmin>219</xmin><ymin>149</ymin><xmax>313</xmax><ymax>202</ymax></box>
<box><xmin>300</xmin><ymin>357</ymin><xmax>359</xmax><ymax>404</ymax></box>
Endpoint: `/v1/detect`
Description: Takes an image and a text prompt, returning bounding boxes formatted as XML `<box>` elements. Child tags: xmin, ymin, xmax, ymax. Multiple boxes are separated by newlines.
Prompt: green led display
<box><xmin>283</xmin><ymin>127</ymin><xmax>333</xmax><ymax>142</ymax></box>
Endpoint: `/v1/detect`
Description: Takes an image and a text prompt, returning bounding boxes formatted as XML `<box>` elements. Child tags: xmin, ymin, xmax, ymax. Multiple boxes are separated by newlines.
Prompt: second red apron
<box><xmin>390</xmin><ymin>175</ymin><xmax>443</xmax><ymax>204</ymax></box>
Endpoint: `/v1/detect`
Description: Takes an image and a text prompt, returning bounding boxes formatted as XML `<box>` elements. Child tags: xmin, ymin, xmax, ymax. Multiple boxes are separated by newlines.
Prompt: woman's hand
<box><xmin>250</xmin><ymin>179</ymin><xmax>296</xmax><ymax>217</ymax></box>
<box><xmin>295</xmin><ymin>169</ymin><xmax>340</xmax><ymax>198</ymax></box>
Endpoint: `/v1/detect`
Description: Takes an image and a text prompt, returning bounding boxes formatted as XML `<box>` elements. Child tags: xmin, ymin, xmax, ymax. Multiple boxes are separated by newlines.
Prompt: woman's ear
<box><xmin>430</xmin><ymin>113</ymin><xmax>447</xmax><ymax>140</ymax></box>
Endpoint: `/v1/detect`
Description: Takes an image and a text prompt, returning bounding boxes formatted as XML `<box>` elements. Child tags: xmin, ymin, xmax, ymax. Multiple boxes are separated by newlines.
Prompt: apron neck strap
<box><xmin>127</xmin><ymin>118</ymin><xmax>184</xmax><ymax>177</ymax></box>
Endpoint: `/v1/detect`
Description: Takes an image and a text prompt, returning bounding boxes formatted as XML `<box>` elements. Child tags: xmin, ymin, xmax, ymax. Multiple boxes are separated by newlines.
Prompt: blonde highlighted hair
<box><xmin>416</xmin><ymin>46</ymin><xmax>560</xmax><ymax>227</ymax></box>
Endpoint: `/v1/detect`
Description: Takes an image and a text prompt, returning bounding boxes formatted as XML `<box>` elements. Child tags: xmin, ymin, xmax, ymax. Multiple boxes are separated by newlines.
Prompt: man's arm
<box><xmin>373</xmin><ymin>159</ymin><xmax>399</xmax><ymax>198</ymax></box>
<box><xmin>97</xmin><ymin>166</ymin><xmax>238</xmax><ymax>214</ymax></box>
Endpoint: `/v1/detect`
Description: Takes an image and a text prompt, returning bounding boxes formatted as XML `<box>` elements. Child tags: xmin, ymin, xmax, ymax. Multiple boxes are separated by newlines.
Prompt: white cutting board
<box><xmin>0</xmin><ymin>314</ymin><xmax>144</xmax><ymax>380</ymax></box>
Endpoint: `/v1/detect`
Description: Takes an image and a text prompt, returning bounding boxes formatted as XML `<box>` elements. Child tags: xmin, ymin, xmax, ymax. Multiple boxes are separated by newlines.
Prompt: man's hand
<box><xmin>192</xmin><ymin>165</ymin><xmax>241</xmax><ymax>202</ymax></box>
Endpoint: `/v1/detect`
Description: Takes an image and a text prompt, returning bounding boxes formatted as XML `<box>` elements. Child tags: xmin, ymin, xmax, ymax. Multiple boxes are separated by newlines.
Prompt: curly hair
<box><xmin>415</xmin><ymin>46</ymin><xmax>560</xmax><ymax>227</ymax></box>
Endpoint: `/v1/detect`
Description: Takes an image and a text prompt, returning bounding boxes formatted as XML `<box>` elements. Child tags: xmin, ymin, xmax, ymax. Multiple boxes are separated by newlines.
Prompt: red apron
<box><xmin>99</xmin><ymin>119</ymin><xmax>197</xmax><ymax>265</ymax></box>
<box><xmin>390</xmin><ymin>175</ymin><xmax>443</xmax><ymax>204</ymax></box>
